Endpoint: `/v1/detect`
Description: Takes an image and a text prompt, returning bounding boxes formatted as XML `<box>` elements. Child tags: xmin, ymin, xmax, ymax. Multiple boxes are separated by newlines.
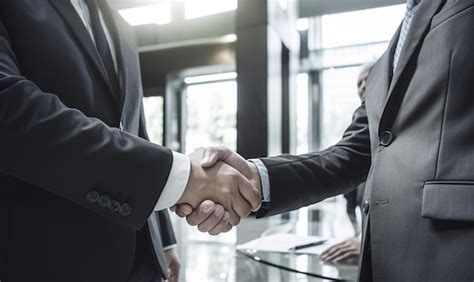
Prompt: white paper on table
<box><xmin>237</xmin><ymin>233</ymin><xmax>339</xmax><ymax>255</ymax></box>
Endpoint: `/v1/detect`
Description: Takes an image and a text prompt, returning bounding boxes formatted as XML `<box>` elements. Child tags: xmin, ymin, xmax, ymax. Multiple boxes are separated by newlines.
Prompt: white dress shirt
<box><xmin>71</xmin><ymin>0</ymin><xmax>190</xmax><ymax>211</ymax></box>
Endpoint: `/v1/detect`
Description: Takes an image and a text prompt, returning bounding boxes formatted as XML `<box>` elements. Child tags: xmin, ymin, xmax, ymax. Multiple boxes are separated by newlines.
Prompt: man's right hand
<box><xmin>176</xmin><ymin>148</ymin><xmax>261</xmax><ymax>226</ymax></box>
<box><xmin>172</xmin><ymin>147</ymin><xmax>262</xmax><ymax>233</ymax></box>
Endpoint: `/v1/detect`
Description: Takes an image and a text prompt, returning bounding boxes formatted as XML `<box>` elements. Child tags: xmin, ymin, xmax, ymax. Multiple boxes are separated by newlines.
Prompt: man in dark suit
<box><xmin>175</xmin><ymin>1</ymin><xmax>474</xmax><ymax>281</ymax></box>
<box><xmin>0</xmin><ymin>1</ymin><xmax>261</xmax><ymax>282</ymax></box>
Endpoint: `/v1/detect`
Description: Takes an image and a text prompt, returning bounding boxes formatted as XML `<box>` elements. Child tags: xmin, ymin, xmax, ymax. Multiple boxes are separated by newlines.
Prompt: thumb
<box><xmin>201</xmin><ymin>146</ymin><xmax>229</xmax><ymax>167</ymax></box>
<box><xmin>224</xmin><ymin>153</ymin><xmax>254</xmax><ymax>180</ymax></box>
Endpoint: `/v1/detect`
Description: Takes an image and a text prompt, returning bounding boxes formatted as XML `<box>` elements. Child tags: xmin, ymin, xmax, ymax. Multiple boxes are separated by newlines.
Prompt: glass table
<box><xmin>235</xmin><ymin>248</ymin><xmax>358</xmax><ymax>282</ymax></box>
<box><xmin>180</xmin><ymin>204</ymin><xmax>361</xmax><ymax>281</ymax></box>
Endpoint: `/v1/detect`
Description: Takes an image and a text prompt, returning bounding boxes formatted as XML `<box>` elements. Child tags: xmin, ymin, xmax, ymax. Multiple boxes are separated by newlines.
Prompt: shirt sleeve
<box><xmin>154</xmin><ymin>152</ymin><xmax>191</xmax><ymax>210</ymax></box>
<box><xmin>163</xmin><ymin>244</ymin><xmax>177</xmax><ymax>251</ymax></box>
<box><xmin>249</xmin><ymin>159</ymin><xmax>271</xmax><ymax>203</ymax></box>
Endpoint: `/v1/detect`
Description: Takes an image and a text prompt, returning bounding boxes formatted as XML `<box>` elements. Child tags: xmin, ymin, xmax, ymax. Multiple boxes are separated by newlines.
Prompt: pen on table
<box><xmin>288</xmin><ymin>240</ymin><xmax>327</xmax><ymax>252</ymax></box>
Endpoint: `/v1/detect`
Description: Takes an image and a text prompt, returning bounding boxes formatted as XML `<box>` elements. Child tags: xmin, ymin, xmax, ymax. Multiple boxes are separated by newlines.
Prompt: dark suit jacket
<box><xmin>257</xmin><ymin>1</ymin><xmax>474</xmax><ymax>281</ymax></box>
<box><xmin>0</xmin><ymin>1</ymin><xmax>176</xmax><ymax>281</ymax></box>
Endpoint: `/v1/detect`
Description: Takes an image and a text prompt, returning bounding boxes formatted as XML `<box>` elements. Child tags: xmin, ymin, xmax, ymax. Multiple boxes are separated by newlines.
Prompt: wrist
<box><xmin>179</xmin><ymin>160</ymin><xmax>205</xmax><ymax>207</ymax></box>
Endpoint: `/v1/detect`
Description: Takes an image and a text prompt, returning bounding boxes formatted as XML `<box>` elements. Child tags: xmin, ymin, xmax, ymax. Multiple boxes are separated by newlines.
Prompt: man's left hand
<box><xmin>163</xmin><ymin>248</ymin><xmax>181</xmax><ymax>282</ymax></box>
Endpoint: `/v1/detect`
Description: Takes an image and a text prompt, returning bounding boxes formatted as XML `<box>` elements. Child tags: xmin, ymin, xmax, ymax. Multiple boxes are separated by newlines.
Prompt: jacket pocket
<box><xmin>422</xmin><ymin>181</ymin><xmax>474</xmax><ymax>222</ymax></box>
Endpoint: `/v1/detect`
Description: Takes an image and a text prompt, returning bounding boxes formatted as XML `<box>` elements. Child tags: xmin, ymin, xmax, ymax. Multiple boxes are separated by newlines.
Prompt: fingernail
<box><xmin>214</xmin><ymin>207</ymin><xmax>224</xmax><ymax>217</ymax></box>
<box><xmin>201</xmin><ymin>156</ymin><xmax>211</xmax><ymax>164</ymax></box>
<box><xmin>182</xmin><ymin>205</ymin><xmax>193</xmax><ymax>214</ymax></box>
<box><xmin>202</xmin><ymin>204</ymin><xmax>213</xmax><ymax>213</ymax></box>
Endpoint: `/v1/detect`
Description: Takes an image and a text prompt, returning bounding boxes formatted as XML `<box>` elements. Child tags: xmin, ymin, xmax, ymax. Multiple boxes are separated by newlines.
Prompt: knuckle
<box><xmin>197</xmin><ymin>224</ymin><xmax>208</xmax><ymax>232</ymax></box>
<box><xmin>231</xmin><ymin>217</ymin><xmax>240</xmax><ymax>226</ymax></box>
<box><xmin>209</xmin><ymin>230</ymin><xmax>220</xmax><ymax>236</ymax></box>
<box><xmin>186</xmin><ymin>217</ymin><xmax>198</xmax><ymax>226</ymax></box>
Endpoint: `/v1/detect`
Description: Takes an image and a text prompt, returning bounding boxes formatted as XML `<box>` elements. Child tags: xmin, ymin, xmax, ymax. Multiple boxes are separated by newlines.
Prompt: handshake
<box><xmin>171</xmin><ymin>147</ymin><xmax>262</xmax><ymax>235</ymax></box>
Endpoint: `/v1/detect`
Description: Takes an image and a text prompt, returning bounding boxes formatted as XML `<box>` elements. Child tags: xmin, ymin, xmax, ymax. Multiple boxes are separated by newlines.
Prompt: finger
<box><xmin>169</xmin><ymin>205</ymin><xmax>177</xmax><ymax>212</ymax></box>
<box><xmin>208</xmin><ymin>210</ymin><xmax>231</xmax><ymax>235</ymax></box>
<box><xmin>321</xmin><ymin>242</ymin><xmax>346</xmax><ymax>257</ymax></box>
<box><xmin>232</xmin><ymin>188</ymin><xmax>252</xmax><ymax>218</ymax></box>
<box><xmin>323</xmin><ymin>246</ymin><xmax>352</xmax><ymax>262</ymax></box>
<box><xmin>201</xmin><ymin>146</ymin><xmax>232</xmax><ymax>168</ymax></box>
<box><xmin>175</xmin><ymin>204</ymin><xmax>194</xmax><ymax>218</ymax></box>
<box><xmin>227</xmin><ymin>207</ymin><xmax>241</xmax><ymax>226</ymax></box>
<box><xmin>321</xmin><ymin>246</ymin><xmax>337</xmax><ymax>258</ymax></box>
<box><xmin>185</xmin><ymin>200</ymin><xmax>216</xmax><ymax>226</ymax></box>
<box><xmin>201</xmin><ymin>147</ymin><xmax>255</xmax><ymax>179</ymax></box>
<box><xmin>197</xmin><ymin>205</ymin><xmax>225</xmax><ymax>232</ymax></box>
<box><xmin>321</xmin><ymin>245</ymin><xmax>344</xmax><ymax>260</ymax></box>
<box><xmin>333</xmin><ymin>250</ymin><xmax>360</xmax><ymax>263</ymax></box>
<box><xmin>222</xmin><ymin>223</ymin><xmax>233</xmax><ymax>233</ymax></box>
<box><xmin>209</xmin><ymin>221</ymin><xmax>232</xmax><ymax>236</ymax></box>
<box><xmin>204</xmin><ymin>146</ymin><xmax>254</xmax><ymax>179</ymax></box>
<box><xmin>238</xmin><ymin>175</ymin><xmax>261</xmax><ymax>211</ymax></box>
<box><xmin>171</xmin><ymin>265</ymin><xmax>180</xmax><ymax>282</ymax></box>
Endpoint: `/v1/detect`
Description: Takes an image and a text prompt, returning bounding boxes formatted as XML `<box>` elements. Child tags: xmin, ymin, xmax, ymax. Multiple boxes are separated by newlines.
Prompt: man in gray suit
<box><xmin>174</xmin><ymin>1</ymin><xmax>474</xmax><ymax>281</ymax></box>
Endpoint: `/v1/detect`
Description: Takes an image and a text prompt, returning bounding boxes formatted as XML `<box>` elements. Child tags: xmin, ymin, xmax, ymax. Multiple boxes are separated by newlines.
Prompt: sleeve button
<box><xmin>98</xmin><ymin>195</ymin><xmax>112</xmax><ymax>207</ymax></box>
<box><xmin>86</xmin><ymin>191</ymin><xmax>100</xmax><ymax>203</ymax></box>
<box><xmin>110</xmin><ymin>200</ymin><xmax>121</xmax><ymax>212</ymax></box>
<box><xmin>379</xmin><ymin>131</ymin><xmax>394</xmax><ymax>146</ymax></box>
<box><xmin>119</xmin><ymin>203</ymin><xmax>132</xmax><ymax>216</ymax></box>
<box><xmin>363</xmin><ymin>200</ymin><xmax>370</xmax><ymax>215</ymax></box>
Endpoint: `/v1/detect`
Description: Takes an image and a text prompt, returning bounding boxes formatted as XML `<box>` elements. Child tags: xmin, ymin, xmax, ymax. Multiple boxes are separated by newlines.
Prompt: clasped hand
<box><xmin>173</xmin><ymin>147</ymin><xmax>261</xmax><ymax>235</ymax></box>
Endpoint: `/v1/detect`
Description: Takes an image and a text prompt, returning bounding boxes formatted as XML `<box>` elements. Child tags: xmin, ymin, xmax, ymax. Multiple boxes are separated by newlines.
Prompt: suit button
<box><xmin>110</xmin><ymin>200</ymin><xmax>121</xmax><ymax>212</ymax></box>
<box><xmin>362</xmin><ymin>200</ymin><xmax>370</xmax><ymax>215</ymax></box>
<box><xmin>119</xmin><ymin>203</ymin><xmax>132</xmax><ymax>216</ymax></box>
<box><xmin>98</xmin><ymin>195</ymin><xmax>112</xmax><ymax>207</ymax></box>
<box><xmin>379</xmin><ymin>131</ymin><xmax>394</xmax><ymax>146</ymax></box>
<box><xmin>86</xmin><ymin>191</ymin><xmax>100</xmax><ymax>203</ymax></box>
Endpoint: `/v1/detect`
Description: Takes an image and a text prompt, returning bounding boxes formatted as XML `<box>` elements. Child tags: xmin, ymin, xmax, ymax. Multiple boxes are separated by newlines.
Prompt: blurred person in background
<box><xmin>320</xmin><ymin>62</ymin><xmax>375</xmax><ymax>263</ymax></box>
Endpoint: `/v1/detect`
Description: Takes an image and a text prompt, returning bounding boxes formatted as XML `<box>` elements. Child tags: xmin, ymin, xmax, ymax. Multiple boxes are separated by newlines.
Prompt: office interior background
<box><xmin>109</xmin><ymin>0</ymin><xmax>406</xmax><ymax>280</ymax></box>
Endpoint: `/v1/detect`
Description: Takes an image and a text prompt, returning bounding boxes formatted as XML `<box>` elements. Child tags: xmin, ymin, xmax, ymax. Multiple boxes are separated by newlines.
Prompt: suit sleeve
<box><xmin>257</xmin><ymin>102</ymin><xmax>371</xmax><ymax>217</ymax></box>
<box><xmin>0</xmin><ymin>19</ymin><xmax>173</xmax><ymax>230</ymax></box>
<box><xmin>138</xmin><ymin>104</ymin><xmax>177</xmax><ymax>248</ymax></box>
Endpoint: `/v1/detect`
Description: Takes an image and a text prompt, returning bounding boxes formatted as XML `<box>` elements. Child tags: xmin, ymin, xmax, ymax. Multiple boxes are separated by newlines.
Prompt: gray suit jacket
<box><xmin>257</xmin><ymin>1</ymin><xmax>474</xmax><ymax>281</ymax></box>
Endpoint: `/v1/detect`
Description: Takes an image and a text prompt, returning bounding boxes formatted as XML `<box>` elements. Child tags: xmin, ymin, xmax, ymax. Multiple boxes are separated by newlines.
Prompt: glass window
<box><xmin>185</xmin><ymin>80</ymin><xmax>237</xmax><ymax>155</ymax></box>
<box><xmin>296</xmin><ymin>73</ymin><xmax>309</xmax><ymax>155</ymax></box>
<box><xmin>321</xmin><ymin>5</ymin><xmax>405</xmax><ymax>48</ymax></box>
<box><xmin>320</xmin><ymin>66</ymin><xmax>361</xmax><ymax>150</ymax></box>
<box><xmin>181</xmin><ymin>74</ymin><xmax>238</xmax><ymax>281</ymax></box>
<box><xmin>143</xmin><ymin>96</ymin><xmax>164</xmax><ymax>145</ymax></box>
<box><xmin>185</xmin><ymin>0</ymin><xmax>238</xmax><ymax>19</ymax></box>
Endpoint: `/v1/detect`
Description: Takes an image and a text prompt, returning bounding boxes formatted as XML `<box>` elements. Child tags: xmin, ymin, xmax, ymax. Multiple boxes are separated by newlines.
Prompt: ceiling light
<box><xmin>119</xmin><ymin>3</ymin><xmax>172</xmax><ymax>26</ymax></box>
<box><xmin>184</xmin><ymin>72</ymin><xmax>237</xmax><ymax>84</ymax></box>
<box><xmin>220</xmin><ymin>34</ymin><xmax>238</xmax><ymax>43</ymax></box>
<box><xmin>185</xmin><ymin>0</ymin><xmax>238</xmax><ymax>19</ymax></box>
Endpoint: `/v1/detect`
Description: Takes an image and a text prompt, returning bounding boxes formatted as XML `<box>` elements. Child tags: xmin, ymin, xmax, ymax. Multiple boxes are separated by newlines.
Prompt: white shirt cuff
<box><xmin>154</xmin><ymin>152</ymin><xmax>191</xmax><ymax>211</ymax></box>
<box><xmin>163</xmin><ymin>244</ymin><xmax>177</xmax><ymax>251</ymax></box>
<box><xmin>249</xmin><ymin>159</ymin><xmax>271</xmax><ymax>203</ymax></box>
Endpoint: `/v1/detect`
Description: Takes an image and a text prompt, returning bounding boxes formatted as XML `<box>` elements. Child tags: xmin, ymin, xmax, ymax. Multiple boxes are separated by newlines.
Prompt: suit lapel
<box><xmin>381</xmin><ymin>24</ymin><xmax>402</xmax><ymax>99</ymax></box>
<box><xmin>49</xmin><ymin>0</ymin><xmax>118</xmax><ymax>105</ymax></box>
<box><xmin>109</xmin><ymin>10</ymin><xmax>142</xmax><ymax>135</ymax></box>
<box><xmin>378</xmin><ymin>0</ymin><xmax>444</xmax><ymax>135</ymax></box>
<box><xmin>364</xmin><ymin>24</ymin><xmax>400</xmax><ymax>124</ymax></box>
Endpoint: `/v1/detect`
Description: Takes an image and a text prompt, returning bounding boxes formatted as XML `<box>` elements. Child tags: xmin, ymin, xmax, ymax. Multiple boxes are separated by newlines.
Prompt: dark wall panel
<box><xmin>139</xmin><ymin>42</ymin><xmax>235</xmax><ymax>94</ymax></box>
